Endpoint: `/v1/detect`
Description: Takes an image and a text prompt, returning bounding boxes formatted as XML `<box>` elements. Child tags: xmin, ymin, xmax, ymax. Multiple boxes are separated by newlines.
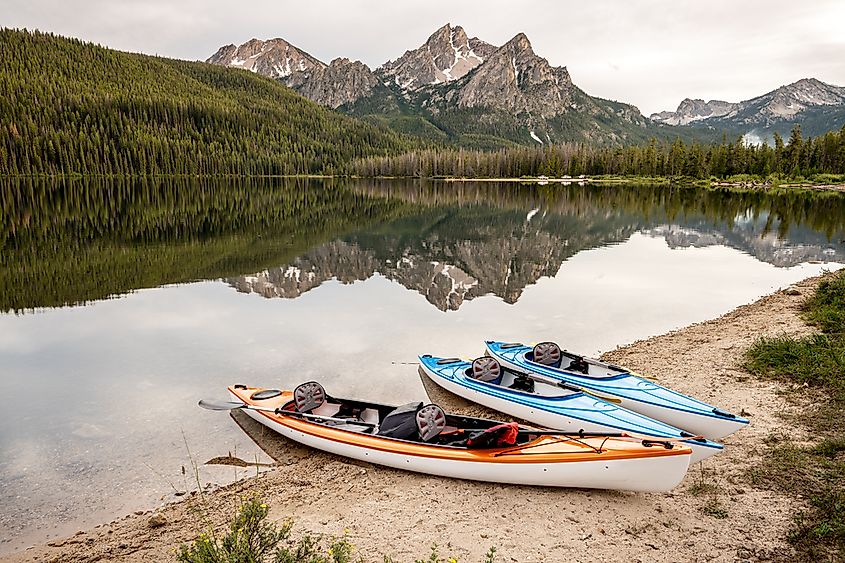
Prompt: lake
<box><xmin>1</xmin><ymin>177</ymin><xmax>844</xmax><ymax>553</ymax></box>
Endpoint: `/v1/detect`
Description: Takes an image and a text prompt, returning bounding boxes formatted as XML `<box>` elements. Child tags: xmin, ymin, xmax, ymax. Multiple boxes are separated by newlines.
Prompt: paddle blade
<box><xmin>198</xmin><ymin>399</ymin><xmax>247</xmax><ymax>411</ymax></box>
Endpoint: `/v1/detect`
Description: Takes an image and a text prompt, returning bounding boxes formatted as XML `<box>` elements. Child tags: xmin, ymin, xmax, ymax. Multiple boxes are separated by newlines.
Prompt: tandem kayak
<box><xmin>419</xmin><ymin>354</ymin><xmax>723</xmax><ymax>463</ymax></box>
<box><xmin>485</xmin><ymin>341</ymin><xmax>749</xmax><ymax>441</ymax></box>
<box><xmin>202</xmin><ymin>383</ymin><xmax>693</xmax><ymax>492</ymax></box>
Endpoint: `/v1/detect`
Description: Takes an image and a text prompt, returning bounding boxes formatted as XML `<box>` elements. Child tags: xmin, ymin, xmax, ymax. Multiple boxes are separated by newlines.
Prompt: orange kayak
<box><xmin>224</xmin><ymin>384</ymin><xmax>692</xmax><ymax>492</ymax></box>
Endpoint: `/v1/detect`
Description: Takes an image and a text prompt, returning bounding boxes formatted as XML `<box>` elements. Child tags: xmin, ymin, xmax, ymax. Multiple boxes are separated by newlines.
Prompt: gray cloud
<box><xmin>4</xmin><ymin>0</ymin><xmax>845</xmax><ymax>114</ymax></box>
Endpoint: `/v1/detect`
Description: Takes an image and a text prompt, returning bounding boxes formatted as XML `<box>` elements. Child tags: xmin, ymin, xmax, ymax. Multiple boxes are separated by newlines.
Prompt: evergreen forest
<box><xmin>0</xmin><ymin>29</ymin><xmax>420</xmax><ymax>176</ymax></box>
<box><xmin>352</xmin><ymin>126</ymin><xmax>845</xmax><ymax>179</ymax></box>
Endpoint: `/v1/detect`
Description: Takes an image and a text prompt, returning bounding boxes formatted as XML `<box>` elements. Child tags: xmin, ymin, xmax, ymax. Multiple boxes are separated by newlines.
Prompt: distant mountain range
<box><xmin>208</xmin><ymin>26</ymin><xmax>845</xmax><ymax>147</ymax></box>
<box><xmin>207</xmin><ymin>24</ymin><xmax>655</xmax><ymax>148</ymax></box>
<box><xmin>651</xmin><ymin>78</ymin><xmax>845</xmax><ymax>141</ymax></box>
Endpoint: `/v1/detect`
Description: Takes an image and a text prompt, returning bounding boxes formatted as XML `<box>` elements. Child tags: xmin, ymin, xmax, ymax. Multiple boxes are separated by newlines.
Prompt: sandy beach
<box><xmin>2</xmin><ymin>275</ymin><xmax>826</xmax><ymax>563</ymax></box>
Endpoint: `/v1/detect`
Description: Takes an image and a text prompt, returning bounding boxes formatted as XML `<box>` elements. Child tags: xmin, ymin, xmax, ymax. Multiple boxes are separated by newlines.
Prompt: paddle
<box><xmin>198</xmin><ymin>399</ymin><xmax>377</xmax><ymax>428</ymax></box>
<box><xmin>514</xmin><ymin>429</ymin><xmax>700</xmax><ymax>449</ymax></box>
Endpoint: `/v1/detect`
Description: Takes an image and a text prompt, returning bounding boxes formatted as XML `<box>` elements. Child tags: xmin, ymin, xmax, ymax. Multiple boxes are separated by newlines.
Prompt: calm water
<box><xmin>2</xmin><ymin>178</ymin><xmax>845</xmax><ymax>552</ymax></box>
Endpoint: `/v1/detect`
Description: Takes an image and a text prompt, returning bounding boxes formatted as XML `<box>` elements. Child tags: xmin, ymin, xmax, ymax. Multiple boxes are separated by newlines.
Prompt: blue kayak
<box><xmin>419</xmin><ymin>354</ymin><xmax>723</xmax><ymax>462</ymax></box>
<box><xmin>484</xmin><ymin>340</ymin><xmax>748</xmax><ymax>441</ymax></box>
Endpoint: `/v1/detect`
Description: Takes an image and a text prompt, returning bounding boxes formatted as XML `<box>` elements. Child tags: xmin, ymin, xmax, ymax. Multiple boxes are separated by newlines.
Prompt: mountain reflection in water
<box><xmin>225</xmin><ymin>181</ymin><xmax>845</xmax><ymax>311</ymax></box>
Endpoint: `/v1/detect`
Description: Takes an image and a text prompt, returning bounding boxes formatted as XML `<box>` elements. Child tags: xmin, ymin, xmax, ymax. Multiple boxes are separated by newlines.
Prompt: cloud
<box><xmin>4</xmin><ymin>0</ymin><xmax>845</xmax><ymax>114</ymax></box>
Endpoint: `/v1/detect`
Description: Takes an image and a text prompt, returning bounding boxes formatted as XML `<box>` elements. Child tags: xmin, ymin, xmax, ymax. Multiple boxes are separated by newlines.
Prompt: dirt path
<box><xmin>3</xmin><ymin>276</ymin><xmax>825</xmax><ymax>563</ymax></box>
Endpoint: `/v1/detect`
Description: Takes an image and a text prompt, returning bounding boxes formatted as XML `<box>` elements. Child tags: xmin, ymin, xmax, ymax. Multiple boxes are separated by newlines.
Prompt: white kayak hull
<box><xmin>232</xmin><ymin>391</ymin><xmax>691</xmax><ymax>493</ymax></box>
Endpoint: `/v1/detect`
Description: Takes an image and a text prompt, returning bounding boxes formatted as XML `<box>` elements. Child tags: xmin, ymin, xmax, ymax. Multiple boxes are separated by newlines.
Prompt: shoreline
<box><xmin>441</xmin><ymin>176</ymin><xmax>845</xmax><ymax>192</ymax></box>
<box><xmin>2</xmin><ymin>275</ymin><xmax>829</xmax><ymax>562</ymax></box>
<box><xmin>4</xmin><ymin>174</ymin><xmax>845</xmax><ymax>193</ymax></box>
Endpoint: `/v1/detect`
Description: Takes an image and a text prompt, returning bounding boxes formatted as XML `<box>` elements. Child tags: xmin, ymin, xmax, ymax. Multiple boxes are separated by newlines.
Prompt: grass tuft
<box><xmin>804</xmin><ymin>273</ymin><xmax>845</xmax><ymax>334</ymax></box>
<box><xmin>743</xmin><ymin>270</ymin><xmax>845</xmax><ymax>561</ymax></box>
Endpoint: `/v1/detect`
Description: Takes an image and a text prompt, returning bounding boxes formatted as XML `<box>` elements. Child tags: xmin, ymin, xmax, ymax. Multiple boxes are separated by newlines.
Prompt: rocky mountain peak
<box><xmin>294</xmin><ymin>58</ymin><xmax>379</xmax><ymax>109</ymax></box>
<box><xmin>378</xmin><ymin>23</ymin><xmax>496</xmax><ymax>89</ymax></box>
<box><xmin>205</xmin><ymin>37</ymin><xmax>326</xmax><ymax>79</ymax></box>
<box><xmin>650</xmin><ymin>98</ymin><xmax>738</xmax><ymax>125</ymax></box>
<box><xmin>763</xmin><ymin>78</ymin><xmax>845</xmax><ymax>116</ymax></box>
<box><xmin>506</xmin><ymin>32</ymin><xmax>532</xmax><ymax>50</ymax></box>
<box><xmin>451</xmin><ymin>32</ymin><xmax>574</xmax><ymax>119</ymax></box>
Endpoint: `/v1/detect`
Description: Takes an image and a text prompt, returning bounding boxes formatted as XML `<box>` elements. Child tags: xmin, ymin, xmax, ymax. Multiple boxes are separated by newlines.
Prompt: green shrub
<box><xmin>177</xmin><ymin>497</ymin><xmax>355</xmax><ymax>563</ymax></box>
<box><xmin>178</xmin><ymin>497</ymin><xmax>497</xmax><ymax>563</ymax></box>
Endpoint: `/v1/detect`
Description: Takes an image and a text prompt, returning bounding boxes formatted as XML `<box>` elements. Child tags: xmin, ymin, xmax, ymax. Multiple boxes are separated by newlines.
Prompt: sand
<box><xmin>2</xmin><ymin>275</ymin><xmax>825</xmax><ymax>563</ymax></box>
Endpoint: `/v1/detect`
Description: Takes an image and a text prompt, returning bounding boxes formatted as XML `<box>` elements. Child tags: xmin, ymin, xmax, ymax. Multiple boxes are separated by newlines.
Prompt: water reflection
<box><xmin>1</xmin><ymin>177</ymin><xmax>845</xmax><ymax>553</ymax></box>
<box><xmin>3</xmin><ymin>178</ymin><xmax>845</xmax><ymax>313</ymax></box>
<box><xmin>227</xmin><ymin>181</ymin><xmax>845</xmax><ymax>311</ymax></box>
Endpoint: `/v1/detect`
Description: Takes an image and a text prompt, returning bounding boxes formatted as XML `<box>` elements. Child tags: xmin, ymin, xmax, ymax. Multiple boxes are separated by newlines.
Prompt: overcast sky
<box><xmin>6</xmin><ymin>0</ymin><xmax>845</xmax><ymax>115</ymax></box>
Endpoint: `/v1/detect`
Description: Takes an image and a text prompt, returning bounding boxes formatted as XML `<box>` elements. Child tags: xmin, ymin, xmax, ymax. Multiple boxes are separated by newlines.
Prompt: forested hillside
<box><xmin>353</xmin><ymin>126</ymin><xmax>845</xmax><ymax>179</ymax></box>
<box><xmin>0</xmin><ymin>29</ymin><xmax>420</xmax><ymax>176</ymax></box>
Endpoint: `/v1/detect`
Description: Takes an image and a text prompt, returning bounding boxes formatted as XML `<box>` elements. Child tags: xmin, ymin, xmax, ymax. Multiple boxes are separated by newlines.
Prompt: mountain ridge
<box><xmin>206</xmin><ymin>24</ymin><xmax>656</xmax><ymax>147</ymax></box>
<box><xmin>651</xmin><ymin>78</ymin><xmax>845</xmax><ymax>138</ymax></box>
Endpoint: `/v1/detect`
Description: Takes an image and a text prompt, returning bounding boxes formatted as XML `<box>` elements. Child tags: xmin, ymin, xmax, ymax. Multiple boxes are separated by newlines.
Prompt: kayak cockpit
<box><xmin>274</xmin><ymin>383</ymin><xmax>534</xmax><ymax>449</ymax></box>
<box><xmin>447</xmin><ymin>356</ymin><xmax>580</xmax><ymax>398</ymax></box>
<box><xmin>523</xmin><ymin>342</ymin><xmax>627</xmax><ymax>379</ymax></box>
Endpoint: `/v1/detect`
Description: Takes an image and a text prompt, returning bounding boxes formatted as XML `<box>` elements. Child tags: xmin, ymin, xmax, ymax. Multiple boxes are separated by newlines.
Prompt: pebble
<box><xmin>148</xmin><ymin>513</ymin><xmax>167</xmax><ymax>528</ymax></box>
<box><xmin>784</xmin><ymin>286</ymin><xmax>801</xmax><ymax>295</ymax></box>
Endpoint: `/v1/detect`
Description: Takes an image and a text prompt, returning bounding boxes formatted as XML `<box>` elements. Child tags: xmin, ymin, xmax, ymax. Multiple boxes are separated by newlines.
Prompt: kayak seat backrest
<box><xmin>531</xmin><ymin>342</ymin><xmax>562</xmax><ymax>368</ymax></box>
<box><xmin>294</xmin><ymin>381</ymin><xmax>326</xmax><ymax>413</ymax></box>
<box><xmin>377</xmin><ymin>402</ymin><xmax>424</xmax><ymax>440</ymax></box>
<box><xmin>469</xmin><ymin>357</ymin><xmax>504</xmax><ymax>385</ymax></box>
<box><xmin>416</xmin><ymin>404</ymin><xmax>447</xmax><ymax>442</ymax></box>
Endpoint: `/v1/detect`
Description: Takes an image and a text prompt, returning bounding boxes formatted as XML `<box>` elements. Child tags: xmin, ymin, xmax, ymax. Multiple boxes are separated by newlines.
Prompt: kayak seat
<box><xmin>531</xmin><ymin>342</ymin><xmax>563</xmax><ymax>368</ymax></box>
<box><xmin>416</xmin><ymin>404</ymin><xmax>447</xmax><ymax>442</ymax></box>
<box><xmin>294</xmin><ymin>381</ymin><xmax>326</xmax><ymax>413</ymax></box>
<box><xmin>377</xmin><ymin>402</ymin><xmax>424</xmax><ymax>440</ymax></box>
<box><xmin>469</xmin><ymin>357</ymin><xmax>504</xmax><ymax>385</ymax></box>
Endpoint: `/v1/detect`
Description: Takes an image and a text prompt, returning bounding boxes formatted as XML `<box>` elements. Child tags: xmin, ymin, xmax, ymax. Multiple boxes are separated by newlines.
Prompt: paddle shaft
<box><xmin>517</xmin><ymin>428</ymin><xmax>703</xmax><ymax>444</ymax></box>
<box><xmin>200</xmin><ymin>400</ymin><xmax>376</xmax><ymax>428</ymax></box>
<box><xmin>253</xmin><ymin>406</ymin><xmax>377</xmax><ymax>428</ymax></box>
<box><xmin>519</xmin><ymin>372</ymin><xmax>623</xmax><ymax>404</ymax></box>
